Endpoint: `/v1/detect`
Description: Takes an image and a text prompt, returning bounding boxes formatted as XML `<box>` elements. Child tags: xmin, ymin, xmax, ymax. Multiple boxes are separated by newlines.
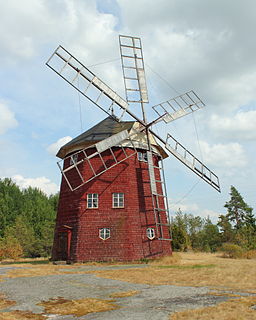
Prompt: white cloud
<box><xmin>169</xmin><ymin>200</ymin><xmax>199</xmax><ymax>214</ymax></box>
<box><xmin>117</xmin><ymin>0</ymin><xmax>256</xmax><ymax>113</ymax></box>
<box><xmin>201</xmin><ymin>209</ymin><xmax>221</xmax><ymax>219</ymax></box>
<box><xmin>209</xmin><ymin>110</ymin><xmax>256</xmax><ymax>141</ymax></box>
<box><xmin>169</xmin><ymin>200</ymin><xmax>220</xmax><ymax>221</ymax></box>
<box><xmin>200</xmin><ymin>140</ymin><xmax>247</xmax><ymax>168</ymax></box>
<box><xmin>12</xmin><ymin>174</ymin><xmax>58</xmax><ymax>196</ymax></box>
<box><xmin>0</xmin><ymin>102</ymin><xmax>18</xmax><ymax>134</ymax></box>
<box><xmin>47</xmin><ymin>136</ymin><xmax>72</xmax><ymax>156</ymax></box>
<box><xmin>0</xmin><ymin>0</ymin><xmax>118</xmax><ymax>65</ymax></box>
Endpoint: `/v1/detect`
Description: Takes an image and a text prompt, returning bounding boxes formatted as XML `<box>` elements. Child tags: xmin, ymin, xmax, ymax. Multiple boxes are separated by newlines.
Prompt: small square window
<box><xmin>87</xmin><ymin>193</ymin><xmax>98</xmax><ymax>208</ymax></box>
<box><xmin>99</xmin><ymin>228</ymin><xmax>110</xmax><ymax>240</ymax></box>
<box><xmin>70</xmin><ymin>153</ymin><xmax>79</xmax><ymax>165</ymax></box>
<box><xmin>138</xmin><ymin>152</ymin><xmax>148</xmax><ymax>162</ymax></box>
<box><xmin>112</xmin><ymin>193</ymin><xmax>124</xmax><ymax>208</ymax></box>
<box><xmin>146</xmin><ymin>228</ymin><xmax>155</xmax><ymax>240</ymax></box>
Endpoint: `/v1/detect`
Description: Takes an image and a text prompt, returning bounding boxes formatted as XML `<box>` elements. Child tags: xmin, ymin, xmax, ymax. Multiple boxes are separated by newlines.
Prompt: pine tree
<box><xmin>224</xmin><ymin>186</ymin><xmax>253</xmax><ymax>229</ymax></box>
<box><xmin>217</xmin><ymin>214</ymin><xmax>234</xmax><ymax>243</ymax></box>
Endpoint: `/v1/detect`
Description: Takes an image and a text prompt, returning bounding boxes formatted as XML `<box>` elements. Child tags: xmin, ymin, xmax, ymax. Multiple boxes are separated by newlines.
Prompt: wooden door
<box><xmin>57</xmin><ymin>232</ymin><xmax>68</xmax><ymax>260</ymax></box>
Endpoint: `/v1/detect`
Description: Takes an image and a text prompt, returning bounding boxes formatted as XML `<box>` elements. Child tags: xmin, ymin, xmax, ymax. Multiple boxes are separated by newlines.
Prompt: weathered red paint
<box><xmin>52</xmin><ymin>147</ymin><xmax>172</xmax><ymax>262</ymax></box>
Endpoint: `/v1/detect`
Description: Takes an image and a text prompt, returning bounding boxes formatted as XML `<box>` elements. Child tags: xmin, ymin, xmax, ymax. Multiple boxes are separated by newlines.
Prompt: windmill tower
<box><xmin>47</xmin><ymin>35</ymin><xmax>220</xmax><ymax>262</ymax></box>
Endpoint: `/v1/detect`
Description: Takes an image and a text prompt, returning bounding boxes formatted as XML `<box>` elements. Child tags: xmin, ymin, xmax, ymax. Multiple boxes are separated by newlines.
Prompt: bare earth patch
<box><xmin>38</xmin><ymin>297</ymin><xmax>118</xmax><ymax>317</ymax></box>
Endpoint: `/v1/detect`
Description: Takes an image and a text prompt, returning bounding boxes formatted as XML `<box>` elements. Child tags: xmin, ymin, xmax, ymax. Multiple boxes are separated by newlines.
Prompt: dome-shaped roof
<box><xmin>57</xmin><ymin>116</ymin><xmax>168</xmax><ymax>159</ymax></box>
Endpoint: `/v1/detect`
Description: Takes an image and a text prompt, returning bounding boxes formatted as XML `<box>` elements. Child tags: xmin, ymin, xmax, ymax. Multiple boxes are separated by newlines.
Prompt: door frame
<box><xmin>57</xmin><ymin>225</ymin><xmax>72</xmax><ymax>261</ymax></box>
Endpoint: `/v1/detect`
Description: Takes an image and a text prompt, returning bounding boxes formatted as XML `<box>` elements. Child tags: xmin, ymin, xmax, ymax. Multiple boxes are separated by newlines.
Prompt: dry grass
<box><xmin>0</xmin><ymin>311</ymin><xmax>45</xmax><ymax>320</ymax></box>
<box><xmin>0</xmin><ymin>293</ymin><xmax>45</xmax><ymax>320</ymax></box>
<box><xmin>38</xmin><ymin>297</ymin><xmax>118</xmax><ymax>317</ymax></box>
<box><xmin>0</xmin><ymin>294</ymin><xmax>16</xmax><ymax>310</ymax></box>
<box><xmin>90</xmin><ymin>252</ymin><xmax>256</xmax><ymax>292</ymax></box>
<box><xmin>109</xmin><ymin>290</ymin><xmax>139</xmax><ymax>298</ymax></box>
<box><xmin>0</xmin><ymin>264</ymin><xmax>78</xmax><ymax>279</ymax></box>
<box><xmin>170</xmin><ymin>296</ymin><xmax>256</xmax><ymax>320</ymax></box>
<box><xmin>150</xmin><ymin>253</ymin><xmax>182</xmax><ymax>265</ymax></box>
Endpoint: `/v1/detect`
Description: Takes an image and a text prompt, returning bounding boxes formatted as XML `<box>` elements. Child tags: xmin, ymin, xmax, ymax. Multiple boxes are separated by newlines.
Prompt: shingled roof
<box><xmin>57</xmin><ymin>117</ymin><xmax>135</xmax><ymax>158</ymax></box>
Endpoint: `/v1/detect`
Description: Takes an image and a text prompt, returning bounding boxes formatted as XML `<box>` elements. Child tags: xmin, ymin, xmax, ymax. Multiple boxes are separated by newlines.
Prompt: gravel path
<box><xmin>0</xmin><ymin>264</ymin><xmax>229</xmax><ymax>319</ymax></box>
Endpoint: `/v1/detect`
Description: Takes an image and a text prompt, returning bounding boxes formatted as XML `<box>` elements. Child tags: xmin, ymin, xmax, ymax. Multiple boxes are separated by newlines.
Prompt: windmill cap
<box><xmin>56</xmin><ymin>116</ymin><xmax>168</xmax><ymax>159</ymax></box>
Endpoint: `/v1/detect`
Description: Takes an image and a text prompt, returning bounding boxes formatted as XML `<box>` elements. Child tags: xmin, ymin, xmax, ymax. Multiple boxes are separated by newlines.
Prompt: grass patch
<box><xmin>0</xmin><ymin>260</ymin><xmax>50</xmax><ymax>265</ymax></box>
<box><xmin>0</xmin><ymin>294</ymin><xmax>16</xmax><ymax>310</ymax></box>
<box><xmin>90</xmin><ymin>252</ymin><xmax>256</xmax><ymax>292</ymax></box>
<box><xmin>38</xmin><ymin>297</ymin><xmax>118</xmax><ymax>317</ymax></box>
<box><xmin>0</xmin><ymin>311</ymin><xmax>45</xmax><ymax>320</ymax></box>
<box><xmin>150</xmin><ymin>253</ymin><xmax>181</xmax><ymax>266</ymax></box>
<box><xmin>109</xmin><ymin>290</ymin><xmax>139</xmax><ymax>298</ymax></box>
<box><xmin>1</xmin><ymin>264</ymin><xmax>79</xmax><ymax>278</ymax></box>
<box><xmin>170</xmin><ymin>296</ymin><xmax>256</xmax><ymax>320</ymax></box>
<box><xmin>157</xmin><ymin>264</ymin><xmax>215</xmax><ymax>269</ymax></box>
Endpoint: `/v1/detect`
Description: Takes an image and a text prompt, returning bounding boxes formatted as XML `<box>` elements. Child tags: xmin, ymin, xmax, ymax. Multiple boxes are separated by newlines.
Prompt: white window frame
<box><xmin>87</xmin><ymin>193</ymin><xmax>98</xmax><ymax>209</ymax></box>
<box><xmin>112</xmin><ymin>193</ymin><xmax>124</xmax><ymax>208</ymax></box>
<box><xmin>99</xmin><ymin>228</ymin><xmax>111</xmax><ymax>240</ymax></box>
<box><xmin>138</xmin><ymin>151</ymin><xmax>148</xmax><ymax>162</ymax></box>
<box><xmin>70</xmin><ymin>153</ymin><xmax>79</xmax><ymax>165</ymax></box>
<box><xmin>146</xmin><ymin>228</ymin><xmax>155</xmax><ymax>240</ymax></box>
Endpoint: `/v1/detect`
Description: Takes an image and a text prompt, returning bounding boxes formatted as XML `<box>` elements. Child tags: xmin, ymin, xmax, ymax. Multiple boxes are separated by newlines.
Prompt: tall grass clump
<box><xmin>220</xmin><ymin>243</ymin><xmax>245</xmax><ymax>259</ymax></box>
<box><xmin>150</xmin><ymin>253</ymin><xmax>181</xmax><ymax>266</ymax></box>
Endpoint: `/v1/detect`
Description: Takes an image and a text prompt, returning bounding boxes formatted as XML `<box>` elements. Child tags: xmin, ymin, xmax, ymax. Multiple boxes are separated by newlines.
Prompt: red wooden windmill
<box><xmin>46</xmin><ymin>35</ymin><xmax>220</xmax><ymax>262</ymax></box>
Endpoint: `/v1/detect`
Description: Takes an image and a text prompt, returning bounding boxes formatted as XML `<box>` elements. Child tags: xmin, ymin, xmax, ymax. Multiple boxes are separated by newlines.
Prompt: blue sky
<box><xmin>0</xmin><ymin>0</ymin><xmax>256</xmax><ymax>221</ymax></box>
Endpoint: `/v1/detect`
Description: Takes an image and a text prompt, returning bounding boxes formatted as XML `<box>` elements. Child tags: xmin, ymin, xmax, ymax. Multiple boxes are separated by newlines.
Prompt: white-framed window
<box><xmin>146</xmin><ymin>228</ymin><xmax>155</xmax><ymax>240</ymax></box>
<box><xmin>70</xmin><ymin>153</ymin><xmax>79</xmax><ymax>165</ymax></box>
<box><xmin>99</xmin><ymin>228</ymin><xmax>111</xmax><ymax>240</ymax></box>
<box><xmin>112</xmin><ymin>193</ymin><xmax>124</xmax><ymax>208</ymax></box>
<box><xmin>138</xmin><ymin>151</ymin><xmax>148</xmax><ymax>162</ymax></box>
<box><xmin>87</xmin><ymin>193</ymin><xmax>98</xmax><ymax>208</ymax></box>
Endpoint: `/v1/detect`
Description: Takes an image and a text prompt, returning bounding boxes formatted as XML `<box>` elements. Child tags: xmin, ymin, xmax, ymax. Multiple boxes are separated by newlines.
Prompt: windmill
<box><xmin>47</xmin><ymin>35</ymin><xmax>220</xmax><ymax>262</ymax></box>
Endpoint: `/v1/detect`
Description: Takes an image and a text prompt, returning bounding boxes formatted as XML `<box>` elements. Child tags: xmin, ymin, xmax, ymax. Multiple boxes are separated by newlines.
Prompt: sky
<box><xmin>0</xmin><ymin>0</ymin><xmax>255</xmax><ymax>222</ymax></box>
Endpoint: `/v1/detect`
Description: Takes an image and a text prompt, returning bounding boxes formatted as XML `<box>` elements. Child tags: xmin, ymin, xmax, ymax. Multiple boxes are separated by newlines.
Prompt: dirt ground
<box><xmin>0</xmin><ymin>253</ymin><xmax>255</xmax><ymax>319</ymax></box>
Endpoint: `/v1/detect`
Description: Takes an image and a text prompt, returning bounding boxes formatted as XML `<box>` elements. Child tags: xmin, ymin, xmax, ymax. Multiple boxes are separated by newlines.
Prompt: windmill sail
<box><xmin>147</xmin><ymin>151</ymin><xmax>157</xmax><ymax>195</ymax></box>
<box><xmin>46</xmin><ymin>46</ymin><xmax>128</xmax><ymax>121</ymax></box>
<box><xmin>149</xmin><ymin>130</ymin><xmax>220</xmax><ymax>192</ymax></box>
<box><xmin>152</xmin><ymin>90</ymin><xmax>205</xmax><ymax>124</ymax></box>
<box><xmin>58</xmin><ymin>129</ymin><xmax>139</xmax><ymax>191</ymax></box>
<box><xmin>119</xmin><ymin>35</ymin><xmax>149</xmax><ymax>104</ymax></box>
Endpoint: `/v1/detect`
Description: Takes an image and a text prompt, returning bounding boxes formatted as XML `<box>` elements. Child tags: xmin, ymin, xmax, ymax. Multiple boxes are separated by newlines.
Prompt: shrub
<box><xmin>221</xmin><ymin>243</ymin><xmax>245</xmax><ymax>259</ymax></box>
<box><xmin>245</xmin><ymin>250</ymin><xmax>256</xmax><ymax>259</ymax></box>
<box><xmin>0</xmin><ymin>236</ymin><xmax>23</xmax><ymax>260</ymax></box>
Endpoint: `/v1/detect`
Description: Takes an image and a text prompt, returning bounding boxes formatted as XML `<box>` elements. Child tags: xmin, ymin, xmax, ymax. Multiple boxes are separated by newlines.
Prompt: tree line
<box><xmin>171</xmin><ymin>186</ymin><xmax>256</xmax><ymax>254</ymax></box>
<box><xmin>0</xmin><ymin>178</ymin><xmax>58</xmax><ymax>259</ymax></box>
<box><xmin>0</xmin><ymin>177</ymin><xmax>255</xmax><ymax>260</ymax></box>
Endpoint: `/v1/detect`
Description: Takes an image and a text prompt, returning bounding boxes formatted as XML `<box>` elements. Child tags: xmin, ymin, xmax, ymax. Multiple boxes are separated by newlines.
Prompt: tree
<box><xmin>171</xmin><ymin>210</ymin><xmax>190</xmax><ymax>251</ymax></box>
<box><xmin>224</xmin><ymin>186</ymin><xmax>253</xmax><ymax>229</ymax></box>
<box><xmin>187</xmin><ymin>215</ymin><xmax>203</xmax><ymax>250</ymax></box>
<box><xmin>0</xmin><ymin>178</ymin><xmax>23</xmax><ymax>237</ymax></box>
<box><xmin>222</xmin><ymin>186</ymin><xmax>256</xmax><ymax>250</ymax></box>
<box><xmin>0</xmin><ymin>235</ymin><xmax>23</xmax><ymax>260</ymax></box>
<box><xmin>4</xmin><ymin>215</ymin><xmax>36</xmax><ymax>257</ymax></box>
<box><xmin>0</xmin><ymin>178</ymin><xmax>58</xmax><ymax>258</ymax></box>
<box><xmin>217</xmin><ymin>214</ymin><xmax>235</xmax><ymax>243</ymax></box>
<box><xmin>198</xmin><ymin>217</ymin><xmax>221</xmax><ymax>252</ymax></box>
